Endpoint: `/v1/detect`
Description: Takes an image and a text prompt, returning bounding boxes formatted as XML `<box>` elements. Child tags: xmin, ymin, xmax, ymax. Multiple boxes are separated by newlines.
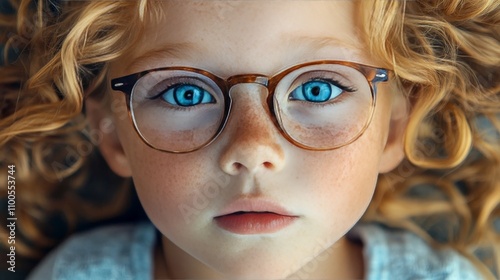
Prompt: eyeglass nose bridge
<box><xmin>224</xmin><ymin>74</ymin><xmax>274</xmax><ymax>108</ymax></box>
<box><xmin>226</xmin><ymin>74</ymin><xmax>270</xmax><ymax>89</ymax></box>
<box><xmin>223</xmin><ymin>74</ymin><xmax>277</xmax><ymax>120</ymax></box>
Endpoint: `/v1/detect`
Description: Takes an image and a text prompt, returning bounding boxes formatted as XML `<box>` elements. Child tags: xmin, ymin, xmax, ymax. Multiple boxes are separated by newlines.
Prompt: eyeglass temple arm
<box><xmin>111</xmin><ymin>74</ymin><xmax>137</xmax><ymax>96</ymax></box>
<box><xmin>370</xmin><ymin>69</ymin><xmax>389</xmax><ymax>94</ymax></box>
<box><xmin>373</xmin><ymin>69</ymin><xmax>389</xmax><ymax>83</ymax></box>
<box><xmin>111</xmin><ymin>75</ymin><xmax>140</xmax><ymax>111</ymax></box>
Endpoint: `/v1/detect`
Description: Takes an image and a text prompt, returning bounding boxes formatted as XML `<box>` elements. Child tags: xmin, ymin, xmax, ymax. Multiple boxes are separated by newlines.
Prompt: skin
<box><xmin>87</xmin><ymin>1</ymin><xmax>408</xmax><ymax>279</ymax></box>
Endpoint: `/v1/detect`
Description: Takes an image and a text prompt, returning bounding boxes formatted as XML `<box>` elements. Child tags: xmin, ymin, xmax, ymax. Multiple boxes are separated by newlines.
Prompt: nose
<box><xmin>218</xmin><ymin>83</ymin><xmax>286</xmax><ymax>175</ymax></box>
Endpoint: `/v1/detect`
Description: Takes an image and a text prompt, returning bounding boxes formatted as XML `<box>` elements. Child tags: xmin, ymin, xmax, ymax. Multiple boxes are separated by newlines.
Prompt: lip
<box><xmin>214</xmin><ymin>199</ymin><xmax>299</xmax><ymax>235</ymax></box>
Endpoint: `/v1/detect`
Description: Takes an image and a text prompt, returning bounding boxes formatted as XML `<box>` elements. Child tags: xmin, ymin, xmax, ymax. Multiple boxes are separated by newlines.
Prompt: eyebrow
<box><xmin>283</xmin><ymin>34</ymin><xmax>365</xmax><ymax>58</ymax></box>
<box><xmin>126</xmin><ymin>35</ymin><xmax>365</xmax><ymax>73</ymax></box>
<box><xmin>125</xmin><ymin>42</ymin><xmax>199</xmax><ymax>72</ymax></box>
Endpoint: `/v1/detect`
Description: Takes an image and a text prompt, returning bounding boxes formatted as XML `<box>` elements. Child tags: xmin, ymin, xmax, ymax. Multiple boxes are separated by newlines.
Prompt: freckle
<box><xmin>238</xmin><ymin>120</ymin><xmax>285</xmax><ymax>159</ymax></box>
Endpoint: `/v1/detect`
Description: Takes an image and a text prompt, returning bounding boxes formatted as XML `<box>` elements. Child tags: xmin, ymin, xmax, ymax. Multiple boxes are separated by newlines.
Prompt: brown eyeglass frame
<box><xmin>111</xmin><ymin>60</ymin><xmax>389</xmax><ymax>153</ymax></box>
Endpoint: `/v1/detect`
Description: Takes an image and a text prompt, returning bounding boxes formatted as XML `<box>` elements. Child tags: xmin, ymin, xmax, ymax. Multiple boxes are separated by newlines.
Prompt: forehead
<box><xmin>122</xmin><ymin>0</ymin><xmax>372</xmax><ymax>76</ymax></box>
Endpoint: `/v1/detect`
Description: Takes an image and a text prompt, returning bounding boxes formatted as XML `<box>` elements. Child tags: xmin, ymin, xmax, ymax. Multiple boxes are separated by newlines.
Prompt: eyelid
<box><xmin>309</xmin><ymin>78</ymin><xmax>356</xmax><ymax>93</ymax></box>
<box><xmin>288</xmin><ymin>71</ymin><xmax>357</xmax><ymax>93</ymax></box>
<box><xmin>147</xmin><ymin>76</ymin><xmax>221</xmax><ymax>100</ymax></box>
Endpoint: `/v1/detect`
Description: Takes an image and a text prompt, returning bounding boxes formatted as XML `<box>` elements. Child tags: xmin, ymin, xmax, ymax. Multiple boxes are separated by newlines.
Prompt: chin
<box><xmin>220</xmin><ymin>263</ymin><xmax>295</xmax><ymax>280</ymax></box>
<box><xmin>203</xmin><ymin>247</ymin><xmax>308</xmax><ymax>280</ymax></box>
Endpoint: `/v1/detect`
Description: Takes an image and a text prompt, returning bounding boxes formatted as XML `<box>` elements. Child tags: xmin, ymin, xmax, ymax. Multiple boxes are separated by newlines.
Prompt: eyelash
<box><xmin>147</xmin><ymin>76</ymin><xmax>203</xmax><ymax>98</ymax></box>
<box><xmin>286</xmin><ymin>78</ymin><xmax>357</xmax><ymax>111</ymax></box>
<box><xmin>143</xmin><ymin>82</ymin><xmax>214</xmax><ymax>114</ymax></box>
<box><xmin>148</xmin><ymin>82</ymin><xmax>181</xmax><ymax>100</ymax></box>
<box><xmin>311</xmin><ymin>78</ymin><xmax>356</xmax><ymax>93</ymax></box>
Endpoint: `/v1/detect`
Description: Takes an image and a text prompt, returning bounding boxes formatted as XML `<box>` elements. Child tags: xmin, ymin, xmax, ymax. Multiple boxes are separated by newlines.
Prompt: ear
<box><xmin>85</xmin><ymin>97</ymin><xmax>133</xmax><ymax>177</ymax></box>
<box><xmin>378</xmin><ymin>90</ymin><xmax>409</xmax><ymax>173</ymax></box>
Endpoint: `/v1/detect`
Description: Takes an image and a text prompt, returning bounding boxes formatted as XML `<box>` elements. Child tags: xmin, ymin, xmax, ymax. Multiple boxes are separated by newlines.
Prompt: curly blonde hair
<box><xmin>0</xmin><ymin>0</ymin><xmax>498</xmax><ymax>278</ymax></box>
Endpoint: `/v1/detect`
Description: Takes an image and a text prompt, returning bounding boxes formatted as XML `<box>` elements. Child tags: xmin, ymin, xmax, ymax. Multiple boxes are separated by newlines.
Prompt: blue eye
<box><xmin>161</xmin><ymin>84</ymin><xmax>215</xmax><ymax>107</ymax></box>
<box><xmin>289</xmin><ymin>80</ymin><xmax>343</xmax><ymax>103</ymax></box>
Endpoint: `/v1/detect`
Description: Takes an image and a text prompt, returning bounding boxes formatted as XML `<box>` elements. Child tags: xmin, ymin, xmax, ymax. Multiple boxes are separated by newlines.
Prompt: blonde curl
<box><xmin>0</xmin><ymin>0</ymin><xmax>498</xmax><ymax>278</ymax></box>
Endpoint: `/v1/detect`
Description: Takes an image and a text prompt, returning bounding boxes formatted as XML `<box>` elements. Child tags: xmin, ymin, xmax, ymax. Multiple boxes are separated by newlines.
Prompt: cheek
<box><xmin>293</xmin><ymin>118</ymin><xmax>387</xmax><ymax>228</ymax></box>
<box><xmin>123</xmin><ymin>137</ymin><xmax>218</xmax><ymax>228</ymax></box>
<box><xmin>301</xmin><ymin>145</ymin><xmax>380</xmax><ymax>217</ymax></box>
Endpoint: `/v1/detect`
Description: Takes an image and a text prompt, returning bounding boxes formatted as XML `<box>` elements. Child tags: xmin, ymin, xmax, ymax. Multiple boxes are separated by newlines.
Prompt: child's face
<box><xmin>100</xmin><ymin>0</ymin><xmax>406</xmax><ymax>278</ymax></box>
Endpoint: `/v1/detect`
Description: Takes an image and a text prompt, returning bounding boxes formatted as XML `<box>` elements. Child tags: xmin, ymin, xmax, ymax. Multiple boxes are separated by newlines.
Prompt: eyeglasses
<box><xmin>111</xmin><ymin>60</ymin><xmax>389</xmax><ymax>153</ymax></box>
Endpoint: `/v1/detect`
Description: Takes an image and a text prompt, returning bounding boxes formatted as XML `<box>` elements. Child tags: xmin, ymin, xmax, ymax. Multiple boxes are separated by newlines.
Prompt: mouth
<box><xmin>214</xmin><ymin>200</ymin><xmax>299</xmax><ymax>235</ymax></box>
<box><xmin>214</xmin><ymin>211</ymin><xmax>297</xmax><ymax>235</ymax></box>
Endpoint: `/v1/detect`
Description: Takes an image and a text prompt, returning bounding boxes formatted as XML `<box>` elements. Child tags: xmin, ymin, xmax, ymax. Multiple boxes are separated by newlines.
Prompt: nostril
<box><xmin>229</xmin><ymin>161</ymin><xmax>273</xmax><ymax>174</ymax></box>
<box><xmin>263</xmin><ymin>162</ymin><xmax>273</xmax><ymax>169</ymax></box>
<box><xmin>233</xmin><ymin>162</ymin><xmax>243</xmax><ymax>171</ymax></box>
